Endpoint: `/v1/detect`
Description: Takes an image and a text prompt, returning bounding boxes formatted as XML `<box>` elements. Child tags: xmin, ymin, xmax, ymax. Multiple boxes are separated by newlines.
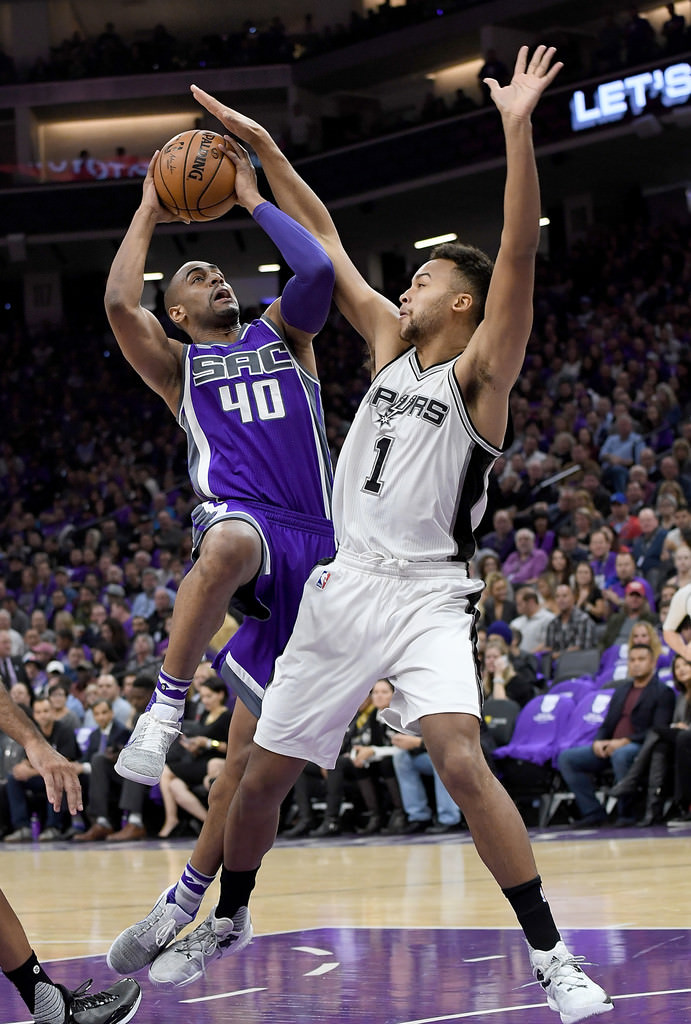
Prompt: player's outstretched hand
<box><xmin>484</xmin><ymin>44</ymin><xmax>562</xmax><ymax>121</ymax></box>
<box><xmin>190</xmin><ymin>86</ymin><xmax>270</xmax><ymax>150</ymax></box>
<box><xmin>218</xmin><ymin>135</ymin><xmax>262</xmax><ymax>211</ymax></box>
<box><xmin>23</xmin><ymin>736</ymin><xmax>83</xmax><ymax>814</ymax></box>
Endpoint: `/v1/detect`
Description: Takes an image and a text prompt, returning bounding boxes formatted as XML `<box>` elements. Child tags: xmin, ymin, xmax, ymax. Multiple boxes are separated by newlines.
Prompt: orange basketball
<box><xmin>153</xmin><ymin>129</ymin><xmax>236</xmax><ymax>222</ymax></box>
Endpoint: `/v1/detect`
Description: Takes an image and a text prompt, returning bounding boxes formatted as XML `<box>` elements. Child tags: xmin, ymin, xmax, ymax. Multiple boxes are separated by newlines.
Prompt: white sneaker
<box><xmin>149</xmin><ymin>906</ymin><xmax>253</xmax><ymax>987</ymax></box>
<box><xmin>107</xmin><ymin>886</ymin><xmax>195</xmax><ymax>974</ymax></box>
<box><xmin>115</xmin><ymin>703</ymin><xmax>182</xmax><ymax>785</ymax></box>
<box><xmin>530</xmin><ymin>941</ymin><xmax>614</xmax><ymax>1023</ymax></box>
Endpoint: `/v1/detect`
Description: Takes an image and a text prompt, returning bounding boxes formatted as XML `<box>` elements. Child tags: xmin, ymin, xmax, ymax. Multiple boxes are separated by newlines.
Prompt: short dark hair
<box><xmin>428</xmin><ymin>241</ymin><xmax>494</xmax><ymax>325</ymax></box>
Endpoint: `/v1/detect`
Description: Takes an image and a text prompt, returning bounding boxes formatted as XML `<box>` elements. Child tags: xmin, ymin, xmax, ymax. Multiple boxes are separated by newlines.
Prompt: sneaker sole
<box><xmin>114</xmin><ymin>760</ymin><xmax>162</xmax><ymax>786</ymax></box>
<box><xmin>148</xmin><ymin>922</ymin><xmax>254</xmax><ymax>987</ymax></box>
<box><xmin>551</xmin><ymin>995</ymin><xmax>614</xmax><ymax>1023</ymax></box>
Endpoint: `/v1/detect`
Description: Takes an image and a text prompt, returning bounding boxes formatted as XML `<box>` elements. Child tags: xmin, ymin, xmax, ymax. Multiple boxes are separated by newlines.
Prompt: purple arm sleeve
<box><xmin>252</xmin><ymin>201</ymin><xmax>335</xmax><ymax>335</ymax></box>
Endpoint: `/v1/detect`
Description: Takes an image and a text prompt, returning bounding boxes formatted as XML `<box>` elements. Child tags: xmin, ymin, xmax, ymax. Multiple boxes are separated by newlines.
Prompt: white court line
<box><xmin>292</xmin><ymin>946</ymin><xmax>334</xmax><ymax>955</ymax></box>
<box><xmin>304</xmin><ymin>963</ymin><xmax>340</xmax><ymax>976</ymax></box>
<box><xmin>179</xmin><ymin>987</ymin><xmax>267</xmax><ymax>1004</ymax></box>
<box><xmin>396</xmin><ymin>988</ymin><xmax>691</xmax><ymax>1023</ymax></box>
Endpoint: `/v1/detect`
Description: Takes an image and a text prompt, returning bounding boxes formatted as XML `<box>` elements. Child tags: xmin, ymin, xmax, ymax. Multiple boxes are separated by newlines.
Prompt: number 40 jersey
<box><xmin>332</xmin><ymin>348</ymin><xmax>510</xmax><ymax>564</ymax></box>
<box><xmin>178</xmin><ymin>316</ymin><xmax>332</xmax><ymax>519</ymax></box>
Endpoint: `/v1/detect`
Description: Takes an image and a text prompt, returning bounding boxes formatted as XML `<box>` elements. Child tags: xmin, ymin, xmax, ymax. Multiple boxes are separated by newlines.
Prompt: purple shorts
<box><xmin>197</xmin><ymin>500</ymin><xmax>334</xmax><ymax>718</ymax></box>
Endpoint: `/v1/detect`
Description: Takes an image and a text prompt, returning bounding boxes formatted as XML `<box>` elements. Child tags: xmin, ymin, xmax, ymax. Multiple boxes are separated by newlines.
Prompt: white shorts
<box><xmin>254</xmin><ymin>549</ymin><xmax>484</xmax><ymax>769</ymax></box>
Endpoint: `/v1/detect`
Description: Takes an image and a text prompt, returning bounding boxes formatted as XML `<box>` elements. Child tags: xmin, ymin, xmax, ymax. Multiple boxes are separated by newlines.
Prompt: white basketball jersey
<box><xmin>332</xmin><ymin>349</ymin><xmax>508</xmax><ymax>562</ymax></box>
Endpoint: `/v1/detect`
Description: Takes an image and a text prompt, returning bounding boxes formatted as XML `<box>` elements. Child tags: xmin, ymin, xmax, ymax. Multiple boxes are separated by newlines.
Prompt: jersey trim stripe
<box><xmin>217</xmin><ymin>650</ymin><xmax>264</xmax><ymax>719</ymax></box>
<box><xmin>293</xmin><ymin>362</ymin><xmax>333</xmax><ymax>516</ymax></box>
<box><xmin>449</xmin><ymin>368</ymin><xmax>506</xmax><ymax>456</ymax></box>
<box><xmin>179</xmin><ymin>343</ymin><xmax>219</xmax><ymax>500</ymax></box>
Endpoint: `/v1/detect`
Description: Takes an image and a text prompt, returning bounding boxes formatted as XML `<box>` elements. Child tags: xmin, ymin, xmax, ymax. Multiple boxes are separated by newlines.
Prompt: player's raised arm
<box><xmin>220</xmin><ymin>137</ymin><xmax>334</xmax><ymax>373</ymax></box>
<box><xmin>456</xmin><ymin>46</ymin><xmax>562</xmax><ymax>446</ymax></box>
<box><xmin>104</xmin><ymin>153</ymin><xmax>185</xmax><ymax>413</ymax></box>
<box><xmin>0</xmin><ymin>683</ymin><xmax>82</xmax><ymax>814</ymax></box>
<box><xmin>190</xmin><ymin>86</ymin><xmax>404</xmax><ymax>374</ymax></box>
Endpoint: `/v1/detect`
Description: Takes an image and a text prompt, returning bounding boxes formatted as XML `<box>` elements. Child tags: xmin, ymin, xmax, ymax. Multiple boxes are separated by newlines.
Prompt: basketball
<box><xmin>153</xmin><ymin>129</ymin><xmax>236</xmax><ymax>222</ymax></box>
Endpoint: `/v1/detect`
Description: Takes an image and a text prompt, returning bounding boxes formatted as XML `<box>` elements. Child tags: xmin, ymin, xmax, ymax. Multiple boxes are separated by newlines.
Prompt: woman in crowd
<box><xmin>482</xmin><ymin>636</ymin><xmax>537</xmax><ymax>708</ymax></box>
<box><xmin>480</xmin><ymin>572</ymin><xmax>516</xmax><ymax>627</ymax></box>
<box><xmin>536</xmin><ymin>571</ymin><xmax>559</xmax><ymax>615</ymax></box>
<box><xmin>572</xmin><ymin>561</ymin><xmax>607</xmax><ymax>623</ymax></box>
<box><xmin>548</xmin><ymin>548</ymin><xmax>573</xmax><ymax>587</ymax></box>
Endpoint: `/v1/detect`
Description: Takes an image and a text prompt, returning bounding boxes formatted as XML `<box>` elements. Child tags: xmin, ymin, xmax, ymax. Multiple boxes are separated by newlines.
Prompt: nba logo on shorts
<box><xmin>316</xmin><ymin>569</ymin><xmax>331</xmax><ymax>590</ymax></box>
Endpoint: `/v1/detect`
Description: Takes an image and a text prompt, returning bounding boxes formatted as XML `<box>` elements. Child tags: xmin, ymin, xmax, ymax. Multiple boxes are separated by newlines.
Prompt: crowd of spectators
<box><xmin>0</xmin><ymin>4</ymin><xmax>685</xmax><ymax>87</ymax></box>
<box><xmin>1</xmin><ymin>5</ymin><xmax>689</xmax><ymax>166</ymax></box>
<box><xmin>0</xmin><ymin>197</ymin><xmax>690</xmax><ymax>836</ymax></box>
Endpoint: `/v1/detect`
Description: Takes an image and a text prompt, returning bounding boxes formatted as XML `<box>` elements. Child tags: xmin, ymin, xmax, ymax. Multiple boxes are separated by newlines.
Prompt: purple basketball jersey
<box><xmin>179</xmin><ymin>315</ymin><xmax>332</xmax><ymax>517</ymax></box>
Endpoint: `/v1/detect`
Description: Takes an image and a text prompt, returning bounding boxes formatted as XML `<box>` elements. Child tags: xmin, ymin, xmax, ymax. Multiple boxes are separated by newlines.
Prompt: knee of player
<box><xmin>197</xmin><ymin>523</ymin><xmax>262</xmax><ymax>583</ymax></box>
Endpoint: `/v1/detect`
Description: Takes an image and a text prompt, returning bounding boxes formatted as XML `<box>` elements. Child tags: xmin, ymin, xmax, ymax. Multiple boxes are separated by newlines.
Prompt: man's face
<box><xmin>33</xmin><ymin>700</ymin><xmax>55</xmax><ymax>731</ymax></box>
<box><xmin>129</xmin><ymin>686</ymin><xmax>153</xmax><ymax>713</ymax></box>
<box><xmin>97</xmin><ymin>676</ymin><xmax>118</xmax><ymax>701</ymax></box>
<box><xmin>628</xmin><ymin>647</ymin><xmax>654</xmax><ymax>681</ymax></box>
<box><xmin>616</xmin><ymin>555</ymin><xmax>636</xmax><ymax>582</ymax></box>
<box><xmin>589</xmin><ymin>532</ymin><xmax>608</xmax><ymax>559</ymax></box>
<box><xmin>168</xmin><ymin>262</ymin><xmax>240</xmax><ymax>334</ymax></box>
<box><xmin>625</xmin><ymin>589</ymin><xmax>645</xmax><ymax>613</ymax></box>
<box><xmin>92</xmin><ymin>700</ymin><xmax>114</xmax><ymax>730</ymax></box>
<box><xmin>515</xmin><ymin>531</ymin><xmax>534</xmax><ymax>555</ymax></box>
<box><xmin>0</xmin><ymin>632</ymin><xmax>11</xmax><ymax>657</ymax></box>
<box><xmin>638</xmin><ymin>509</ymin><xmax>657</xmax><ymax>535</ymax></box>
<box><xmin>398</xmin><ymin>259</ymin><xmax>466</xmax><ymax>345</ymax></box>
<box><xmin>555</xmin><ymin>585</ymin><xmax>574</xmax><ymax>613</ymax></box>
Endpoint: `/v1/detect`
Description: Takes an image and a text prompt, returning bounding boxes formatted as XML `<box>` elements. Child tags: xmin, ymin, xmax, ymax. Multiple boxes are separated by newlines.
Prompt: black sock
<box><xmin>502</xmin><ymin>875</ymin><xmax>561</xmax><ymax>952</ymax></box>
<box><xmin>5</xmin><ymin>951</ymin><xmax>65</xmax><ymax>1022</ymax></box>
<box><xmin>215</xmin><ymin>866</ymin><xmax>258</xmax><ymax>921</ymax></box>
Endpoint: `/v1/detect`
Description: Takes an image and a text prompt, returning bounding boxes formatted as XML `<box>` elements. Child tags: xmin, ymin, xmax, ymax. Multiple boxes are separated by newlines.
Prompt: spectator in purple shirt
<box><xmin>502</xmin><ymin>528</ymin><xmax>549</xmax><ymax>586</ymax></box>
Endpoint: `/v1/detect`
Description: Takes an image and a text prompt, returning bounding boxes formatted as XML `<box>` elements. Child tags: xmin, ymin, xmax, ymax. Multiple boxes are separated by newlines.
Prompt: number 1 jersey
<box><xmin>178</xmin><ymin>315</ymin><xmax>332</xmax><ymax>519</ymax></box>
<box><xmin>332</xmin><ymin>348</ymin><xmax>509</xmax><ymax>563</ymax></box>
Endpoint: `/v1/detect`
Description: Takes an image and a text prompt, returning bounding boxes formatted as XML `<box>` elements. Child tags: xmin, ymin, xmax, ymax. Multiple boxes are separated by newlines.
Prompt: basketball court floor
<box><xmin>2</xmin><ymin>822</ymin><xmax>690</xmax><ymax>1023</ymax></box>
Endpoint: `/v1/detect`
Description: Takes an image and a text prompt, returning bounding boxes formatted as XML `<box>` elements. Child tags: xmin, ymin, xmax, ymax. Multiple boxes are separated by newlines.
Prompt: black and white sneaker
<box><xmin>54</xmin><ymin>977</ymin><xmax>141</xmax><ymax>1024</ymax></box>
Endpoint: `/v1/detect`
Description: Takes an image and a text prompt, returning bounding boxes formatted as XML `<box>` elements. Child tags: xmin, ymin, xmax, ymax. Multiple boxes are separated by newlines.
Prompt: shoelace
<box><xmin>131</xmin><ymin>714</ymin><xmax>180</xmax><ymax>755</ymax></box>
<box><xmin>535</xmin><ymin>954</ymin><xmax>591</xmax><ymax>989</ymax></box>
<box><xmin>69</xmin><ymin>980</ymin><xmax>117</xmax><ymax>1009</ymax></box>
<box><xmin>131</xmin><ymin>899</ymin><xmax>177</xmax><ymax>940</ymax></box>
<box><xmin>175</xmin><ymin>920</ymin><xmax>222</xmax><ymax>958</ymax></box>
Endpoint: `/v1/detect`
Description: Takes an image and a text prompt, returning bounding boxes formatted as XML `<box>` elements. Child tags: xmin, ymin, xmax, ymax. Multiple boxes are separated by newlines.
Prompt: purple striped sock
<box><xmin>169</xmin><ymin>861</ymin><xmax>216</xmax><ymax>915</ymax></box>
<box><xmin>146</xmin><ymin>670</ymin><xmax>191</xmax><ymax>710</ymax></box>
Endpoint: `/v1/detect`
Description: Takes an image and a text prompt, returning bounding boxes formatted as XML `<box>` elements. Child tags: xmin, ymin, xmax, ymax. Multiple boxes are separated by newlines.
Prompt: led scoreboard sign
<box><xmin>570</xmin><ymin>62</ymin><xmax>691</xmax><ymax>131</ymax></box>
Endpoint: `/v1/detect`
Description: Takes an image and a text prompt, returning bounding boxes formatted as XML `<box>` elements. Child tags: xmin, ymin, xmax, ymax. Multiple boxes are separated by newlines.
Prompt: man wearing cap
<box><xmin>603</xmin><ymin>550</ymin><xmax>656</xmax><ymax>613</ymax></box>
<box><xmin>608</xmin><ymin>493</ymin><xmax>641</xmax><ymax>542</ymax></box>
<box><xmin>599</xmin><ymin>582</ymin><xmax>658</xmax><ymax>653</ymax></box>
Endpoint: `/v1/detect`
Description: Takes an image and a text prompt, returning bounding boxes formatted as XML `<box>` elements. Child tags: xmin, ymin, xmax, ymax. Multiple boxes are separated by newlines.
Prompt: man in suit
<box><xmin>3</xmin><ymin>697</ymin><xmax>80</xmax><ymax>842</ymax></box>
<box><xmin>0</xmin><ymin>630</ymin><xmax>27</xmax><ymax>690</ymax></box>
<box><xmin>73</xmin><ymin>699</ymin><xmax>131</xmax><ymax>841</ymax></box>
<box><xmin>557</xmin><ymin>644</ymin><xmax>675</xmax><ymax>828</ymax></box>
<box><xmin>74</xmin><ymin>676</ymin><xmax>156</xmax><ymax>842</ymax></box>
